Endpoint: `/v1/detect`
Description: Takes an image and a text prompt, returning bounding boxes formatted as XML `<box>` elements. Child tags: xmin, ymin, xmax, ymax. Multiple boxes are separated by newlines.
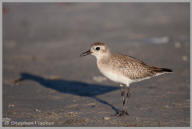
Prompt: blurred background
<box><xmin>3</xmin><ymin>3</ymin><xmax>190</xmax><ymax>127</ymax></box>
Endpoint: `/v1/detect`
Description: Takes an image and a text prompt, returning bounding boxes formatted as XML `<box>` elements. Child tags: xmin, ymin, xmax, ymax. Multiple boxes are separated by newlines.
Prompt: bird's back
<box><xmin>99</xmin><ymin>53</ymin><xmax>171</xmax><ymax>82</ymax></box>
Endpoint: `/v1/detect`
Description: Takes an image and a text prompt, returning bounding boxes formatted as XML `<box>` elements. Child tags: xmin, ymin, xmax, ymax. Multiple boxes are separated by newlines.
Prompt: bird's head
<box><xmin>80</xmin><ymin>42</ymin><xmax>111</xmax><ymax>59</ymax></box>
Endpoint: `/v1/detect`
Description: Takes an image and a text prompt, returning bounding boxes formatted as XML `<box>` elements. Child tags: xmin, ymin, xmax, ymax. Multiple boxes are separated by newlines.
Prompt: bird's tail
<box><xmin>150</xmin><ymin>65</ymin><xmax>173</xmax><ymax>74</ymax></box>
<box><xmin>160</xmin><ymin>68</ymin><xmax>173</xmax><ymax>73</ymax></box>
<box><xmin>153</xmin><ymin>67</ymin><xmax>173</xmax><ymax>73</ymax></box>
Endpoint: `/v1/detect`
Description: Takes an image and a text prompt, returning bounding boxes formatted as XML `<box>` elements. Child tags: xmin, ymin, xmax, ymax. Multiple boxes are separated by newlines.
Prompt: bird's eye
<box><xmin>96</xmin><ymin>47</ymin><xmax>100</xmax><ymax>51</ymax></box>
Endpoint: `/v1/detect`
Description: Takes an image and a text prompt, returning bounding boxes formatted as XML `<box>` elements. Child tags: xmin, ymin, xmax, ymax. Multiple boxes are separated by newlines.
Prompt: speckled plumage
<box><xmin>99</xmin><ymin>53</ymin><xmax>160</xmax><ymax>80</ymax></box>
<box><xmin>81</xmin><ymin>42</ymin><xmax>172</xmax><ymax>116</ymax></box>
<box><xmin>91</xmin><ymin>43</ymin><xmax>172</xmax><ymax>86</ymax></box>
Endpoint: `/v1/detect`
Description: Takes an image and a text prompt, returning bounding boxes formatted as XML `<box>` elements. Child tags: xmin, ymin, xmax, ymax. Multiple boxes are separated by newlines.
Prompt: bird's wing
<box><xmin>111</xmin><ymin>54</ymin><xmax>157</xmax><ymax>79</ymax></box>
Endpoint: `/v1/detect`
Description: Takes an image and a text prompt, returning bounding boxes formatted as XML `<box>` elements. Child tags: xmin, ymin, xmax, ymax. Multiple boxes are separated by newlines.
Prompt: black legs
<box><xmin>121</xmin><ymin>86</ymin><xmax>127</xmax><ymax>114</ymax></box>
<box><xmin>117</xmin><ymin>85</ymin><xmax>131</xmax><ymax>116</ymax></box>
<box><xmin>120</xmin><ymin>85</ymin><xmax>126</xmax><ymax>111</ymax></box>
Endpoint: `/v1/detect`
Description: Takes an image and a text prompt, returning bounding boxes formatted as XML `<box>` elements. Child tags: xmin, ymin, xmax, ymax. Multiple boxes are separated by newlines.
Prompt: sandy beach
<box><xmin>3</xmin><ymin>3</ymin><xmax>190</xmax><ymax>126</ymax></box>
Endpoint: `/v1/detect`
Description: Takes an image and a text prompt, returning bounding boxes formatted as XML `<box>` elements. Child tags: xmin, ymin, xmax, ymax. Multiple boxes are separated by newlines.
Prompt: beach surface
<box><xmin>3</xmin><ymin>3</ymin><xmax>190</xmax><ymax>126</ymax></box>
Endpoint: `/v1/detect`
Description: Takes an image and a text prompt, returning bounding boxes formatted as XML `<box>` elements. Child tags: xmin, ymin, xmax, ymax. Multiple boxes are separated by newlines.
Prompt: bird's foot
<box><xmin>115</xmin><ymin>110</ymin><xmax>129</xmax><ymax>116</ymax></box>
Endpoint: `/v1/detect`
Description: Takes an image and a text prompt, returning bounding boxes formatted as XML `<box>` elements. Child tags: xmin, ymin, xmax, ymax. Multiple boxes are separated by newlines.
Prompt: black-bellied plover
<box><xmin>80</xmin><ymin>42</ymin><xmax>172</xmax><ymax>116</ymax></box>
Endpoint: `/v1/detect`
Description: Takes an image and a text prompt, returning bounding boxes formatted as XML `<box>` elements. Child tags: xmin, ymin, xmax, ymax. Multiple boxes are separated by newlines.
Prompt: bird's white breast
<box><xmin>97</xmin><ymin>61</ymin><xmax>133</xmax><ymax>85</ymax></box>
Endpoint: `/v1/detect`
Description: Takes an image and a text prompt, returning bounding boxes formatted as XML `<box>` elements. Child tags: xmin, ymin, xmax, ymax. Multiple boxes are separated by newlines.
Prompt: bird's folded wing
<box><xmin>111</xmin><ymin>54</ymin><xmax>156</xmax><ymax>79</ymax></box>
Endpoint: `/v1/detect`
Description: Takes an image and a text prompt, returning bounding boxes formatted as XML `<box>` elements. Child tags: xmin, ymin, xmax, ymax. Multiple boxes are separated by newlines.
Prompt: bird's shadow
<box><xmin>16</xmin><ymin>73</ymin><xmax>120</xmax><ymax>114</ymax></box>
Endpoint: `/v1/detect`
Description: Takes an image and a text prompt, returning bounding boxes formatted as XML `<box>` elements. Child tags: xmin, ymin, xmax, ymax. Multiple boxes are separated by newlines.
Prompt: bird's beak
<box><xmin>80</xmin><ymin>50</ymin><xmax>92</xmax><ymax>57</ymax></box>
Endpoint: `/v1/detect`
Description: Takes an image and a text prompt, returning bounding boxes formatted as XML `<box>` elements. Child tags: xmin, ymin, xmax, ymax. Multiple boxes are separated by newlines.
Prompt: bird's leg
<box><xmin>121</xmin><ymin>85</ymin><xmax>126</xmax><ymax>113</ymax></box>
<box><xmin>120</xmin><ymin>86</ymin><xmax>130</xmax><ymax>116</ymax></box>
<box><xmin>116</xmin><ymin>84</ymin><xmax>128</xmax><ymax>116</ymax></box>
<box><xmin>127</xmin><ymin>87</ymin><xmax>131</xmax><ymax>98</ymax></box>
<box><xmin>123</xmin><ymin>87</ymin><xmax>131</xmax><ymax>115</ymax></box>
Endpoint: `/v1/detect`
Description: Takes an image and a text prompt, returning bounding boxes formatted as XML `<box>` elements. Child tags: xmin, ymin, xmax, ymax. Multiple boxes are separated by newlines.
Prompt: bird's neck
<box><xmin>96</xmin><ymin>51</ymin><xmax>111</xmax><ymax>64</ymax></box>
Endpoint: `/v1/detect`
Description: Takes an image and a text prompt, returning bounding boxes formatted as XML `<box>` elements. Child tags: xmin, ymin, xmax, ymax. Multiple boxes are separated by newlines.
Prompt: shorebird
<box><xmin>80</xmin><ymin>42</ymin><xmax>172</xmax><ymax>116</ymax></box>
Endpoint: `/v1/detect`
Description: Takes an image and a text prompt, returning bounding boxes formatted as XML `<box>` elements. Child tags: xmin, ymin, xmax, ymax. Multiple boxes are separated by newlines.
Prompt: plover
<box><xmin>80</xmin><ymin>42</ymin><xmax>172</xmax><ymax>116</ymax></box>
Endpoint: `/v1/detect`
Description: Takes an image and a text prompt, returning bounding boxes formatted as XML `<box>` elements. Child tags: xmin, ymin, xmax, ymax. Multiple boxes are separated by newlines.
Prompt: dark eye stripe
<box><xmin>96</xmin><ymin>47</ymin><xmax>100</xmax><ymax>50</ymax></box>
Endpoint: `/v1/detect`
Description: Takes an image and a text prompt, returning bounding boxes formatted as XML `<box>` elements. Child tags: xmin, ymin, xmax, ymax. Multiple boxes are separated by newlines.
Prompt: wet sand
<box><xmin>3</xmin><ymin>3</ymin><xmax>190</xmax><ymax>126</ymax></box>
